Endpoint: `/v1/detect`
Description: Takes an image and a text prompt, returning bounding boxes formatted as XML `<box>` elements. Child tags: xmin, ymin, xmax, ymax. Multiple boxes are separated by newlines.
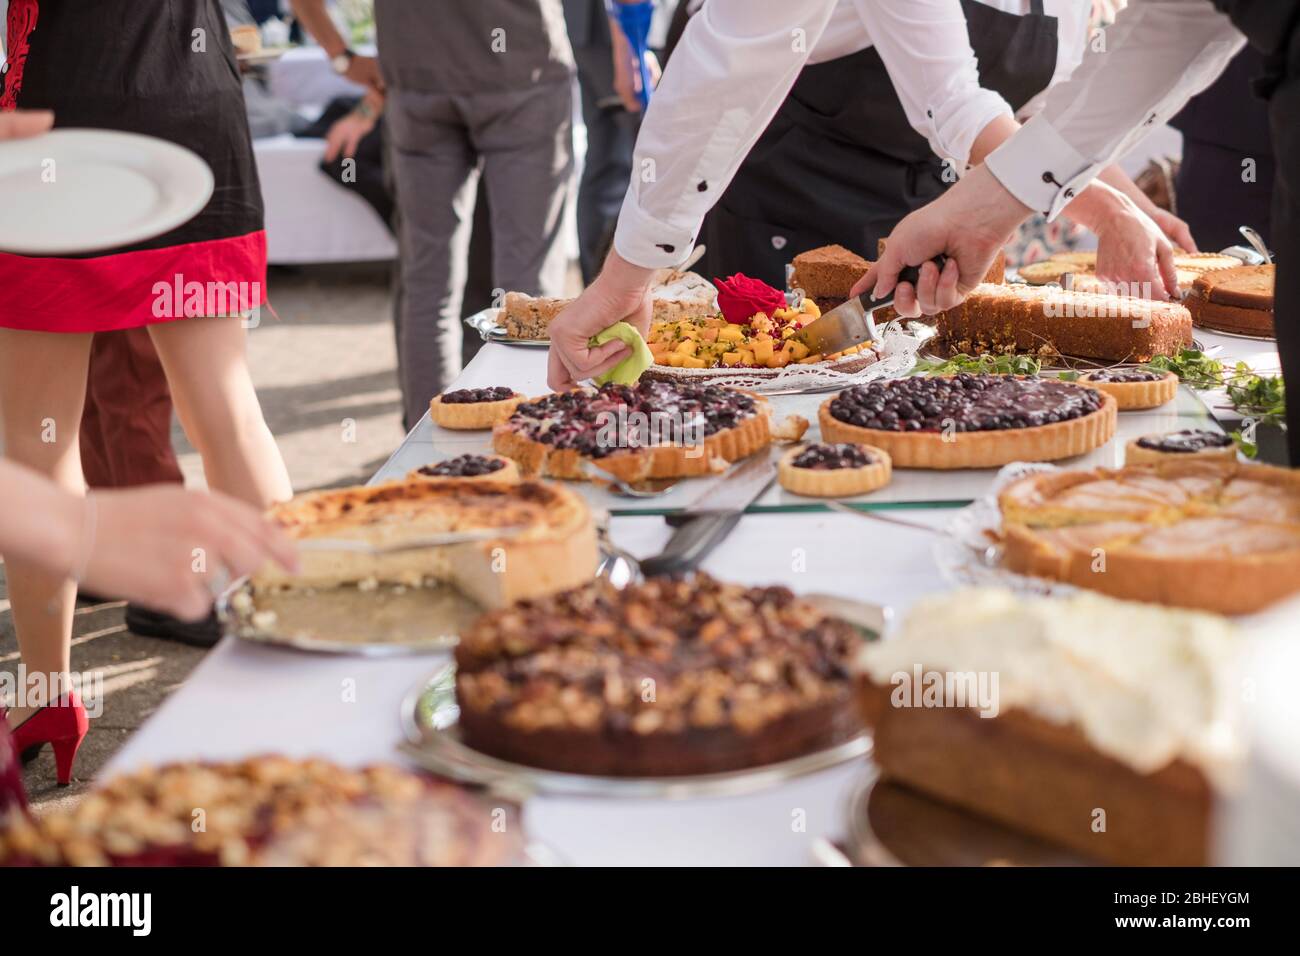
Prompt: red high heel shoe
<box><xmin>10</xmin><ymin>692</ymin><xmax>89</xmax><ymax>786</ymax></box>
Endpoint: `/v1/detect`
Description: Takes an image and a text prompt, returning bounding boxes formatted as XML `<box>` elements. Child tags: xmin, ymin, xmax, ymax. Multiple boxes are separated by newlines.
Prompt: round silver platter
<box><xmin>217</xmin><ymin>576</ymin><xmax>468</xmax><ymax>657</ymax></box>
<box><xmin>464</xmin><ymin>308</ymin><xmax>549</xmax><ymax>348</ymax></box>
<box><xmin>398</xmin><ymin>594</ymin><xmax>886</xmax><ymax>800</ymax></box>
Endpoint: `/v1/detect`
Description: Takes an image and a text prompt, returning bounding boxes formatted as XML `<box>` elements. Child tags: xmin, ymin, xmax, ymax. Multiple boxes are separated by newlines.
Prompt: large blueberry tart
<box><xmin>454</xmin><ymin>575</ymin><xmax>868</xmax><ymax>776</ymax></box>
<box><xmin>1126</xmin><ymin>428</ymin><xmax>1236</xmax><ymax>465</ymax></box>
<box><xmin>493</xmin><ymin>381</ymin><xmax>789</xmax><ymax>482</ymax></box>
<box><xmin>430</xmin><ymin>386</ymin><xmax>523</xmax><ymax>430</ymax></box>
<box><xmin>819</xmin><ymin>374</ymin><xmax>1116</xmax><ymax>469</ymax></box>
<box><xmin>412</xmin><ymin>453</ymin><xmax>520</xmax><ymax>483</ymax></box>
<box><xmin>1078</xmin><ymin>367</ymin><xmax>1178</xmax><ymax>410</ymax></box>
<box><xmin>778</xmin><ymin>442</ymin><xmax>891</xmax><ymax>497</ymax></box>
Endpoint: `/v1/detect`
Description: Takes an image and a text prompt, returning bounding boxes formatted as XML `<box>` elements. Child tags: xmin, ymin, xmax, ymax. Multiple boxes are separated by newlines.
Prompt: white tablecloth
<box><xmin>107</xmin><ymin>327</ymin><xmax>1283</xmax><ymax>865</ymax></box>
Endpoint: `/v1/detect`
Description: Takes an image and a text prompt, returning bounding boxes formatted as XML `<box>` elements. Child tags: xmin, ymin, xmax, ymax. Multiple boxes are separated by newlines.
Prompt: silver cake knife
<box><xmin>797</xmin><ymin>254</ymin><xmax>948</xmax><ymax>357</ymax></box>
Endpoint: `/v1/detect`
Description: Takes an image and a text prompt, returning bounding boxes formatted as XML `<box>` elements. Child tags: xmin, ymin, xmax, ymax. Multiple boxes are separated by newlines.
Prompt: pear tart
<box><xmin>430</xmin><ymin>386</ymin><xmax>524</xmax><ymax>430</ymax></box>
<box><xmin>455</xmin><ymin>575</ymin><xmax>868</xmax><ymax>776</ymax></box>
<box><xmin>999</xmin><ymin>459</ymin><xmax>1300</xmax><ymax>614</ymax></box>
<box><xmin>1077</xmin><ymin>367</ymin><xmax>1178</xmax><ymax>410</ymax></box>
<box><xmin>0</xmin><ymin>758</ymin><xmax>524</xmax><ymax>867</ymax></box>
<box><xmin>778</xmin><ymin>442</ymin><xmax>891</xmax><ymax>497</ymax></box>
<box><xmin>253</xmin><ymin>478</ymin><xmax>597</xmax><ymax>609</ymax></box>
<box><xmin>820</xmin><ymin>374</ymin><xmax>1116</xmax><ymax>469</ymax></box>
<box><xmin>494</xmin><ymin>380</ymin><xmax>776</xmax><ymax>482</ymax></box>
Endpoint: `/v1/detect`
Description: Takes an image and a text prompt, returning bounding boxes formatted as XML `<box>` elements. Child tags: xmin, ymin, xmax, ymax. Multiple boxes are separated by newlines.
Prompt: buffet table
<box><xmin>105</xmin><ymin>326</ymin><xmax>1283</xmax><ymax>866</ymax></box>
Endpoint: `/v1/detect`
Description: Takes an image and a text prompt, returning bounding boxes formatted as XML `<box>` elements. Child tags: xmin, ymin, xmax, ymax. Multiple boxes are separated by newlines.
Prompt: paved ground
<box><xmin>1</xmin><ymin>262</ymin><xmax>406</xmax><ymax>811</ymax></box>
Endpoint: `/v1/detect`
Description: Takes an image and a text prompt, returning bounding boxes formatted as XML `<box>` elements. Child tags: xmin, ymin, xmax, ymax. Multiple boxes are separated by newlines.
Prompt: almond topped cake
<box><xmin>252</xmin><ymin>477</ymin><xmax>597</xmax><ymax>608</ymax></box>
<box><xmin>0</xmin><ymin>758</ymin><xmax>524</xmax><ymax>867</ymax></box>
<box><xmin>999</xmin><ymin>459</ymin><xmax>1300</xmax><ymax>614</ymax></box>
<box><xmin>494</xmin><ymin>380</ymin><xmax>783</xmax><ymax>482</ymax></box>
<box><xmin>454</xmin><ymin>575</ymin><xmax>869</xmax><ymax>776</ymax></box>
<box><xmin>819</xmin><ymin>374</ymin><xmax>1116</xmax><ymax>469</ymax></box>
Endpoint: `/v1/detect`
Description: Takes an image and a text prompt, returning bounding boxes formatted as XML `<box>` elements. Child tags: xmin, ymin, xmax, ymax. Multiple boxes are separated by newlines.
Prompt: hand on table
<box><xmin>547</xmin><ymin>252</ymin><xmax>654</xmax><ymax>391</ymax></box>
<box><xmin>0</xmin><ymin>110</ymin><xmax>53</xmax><ymax>140</ymax></box>
<box><xmin>853</xmin><ymin>166</ymin><xmax>1028</xmax><ymax>317</ymax></box>
<box><xmin>78</xmin><ymin>486</ymin><xmax>298</xmax><ymax>621</ymax></box>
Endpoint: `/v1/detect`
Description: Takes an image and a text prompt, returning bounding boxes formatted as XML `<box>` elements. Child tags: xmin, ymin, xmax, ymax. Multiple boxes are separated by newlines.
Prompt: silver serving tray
<box><xmin>465</xmin><ymin>308</ymin><xmax>549</xmax><ymax>348</ymax></box>
<box><xmin>399</xmin><ymin>595</ymin><xmax>886</xmax><ymax>800</ymax></box>
<box><xmin>217</xmin><ymin>576</ymin><xmax>468</xmax><ymax>657</ymax></box>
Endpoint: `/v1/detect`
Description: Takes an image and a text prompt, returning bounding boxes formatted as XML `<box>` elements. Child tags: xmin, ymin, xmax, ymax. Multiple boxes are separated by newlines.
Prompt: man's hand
<box><xmin>79</xmin><ymin>486</ymin><xmax>298</xmax><ymax>621</ymax></box>
<box><xmin>1148</xmin><ymin>207</ymin><xmax>1197</xmax><ymax>254</ymax></box>
<box><xmin>324</xmin><ymin>107</ymin><xmax>377</xmax><ymax>162</ymax></box>
<box><xmin>1092</xmin><ymin>197</ymin><xmax>1181</xmax><ymax>299</ymax></box>
<box><xmin>547</xmin><ymin>252</ymin><xmax>655</xmax><ymax>391</ymax></box>
<box><xmin>853</xmin><ymin>166</ymin><xmax>1028</xmax><ymax>317</ymax></box>
<box><xmin>345</xmin><ymin>53</ymin><xmax>385</xmax><ymax>92</ymax></box>
<box><xmin>0</xmin><ymin>110</ymin><xmax>53</xmax><ymax>141</ymax></box>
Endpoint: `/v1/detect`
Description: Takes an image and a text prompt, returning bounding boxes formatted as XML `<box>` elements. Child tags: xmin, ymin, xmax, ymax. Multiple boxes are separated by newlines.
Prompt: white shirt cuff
<box><xmin>612</xmin><ymin>185</ymin><xmax>698</xmax><ymax>270</ymax></box>
<box><xmin>984</xmin><ymin>113</ymin><xmax>1095</xmax><ymax>221</ymax></box>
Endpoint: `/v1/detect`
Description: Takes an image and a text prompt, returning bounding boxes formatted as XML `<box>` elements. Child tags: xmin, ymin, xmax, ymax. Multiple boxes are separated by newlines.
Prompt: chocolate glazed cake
<box><xmin>454</xmin><ymin>576</ymin><xmax>868</xmax><ymax>776</ymax></box>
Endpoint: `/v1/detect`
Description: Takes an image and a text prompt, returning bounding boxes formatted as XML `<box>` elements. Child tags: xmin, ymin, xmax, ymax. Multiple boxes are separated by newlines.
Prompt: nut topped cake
<box><xmin>494</xmin><ymin>380</ymin><xmax>777</xmax><ymax>482</ymax></box>
<box><xmin>454</xmin><ymin>575</ymin><xmax>870</xmax><ymax>776</ymax></box>
<box><xmin>819</xmin><ymin>374</ymin><xmax>1116</xmax><ymax>469</ymax></box>
<box><xmin>0</xmin><ymin>757</ymin><xmax>524</xmax><ymax>867</ymax></box>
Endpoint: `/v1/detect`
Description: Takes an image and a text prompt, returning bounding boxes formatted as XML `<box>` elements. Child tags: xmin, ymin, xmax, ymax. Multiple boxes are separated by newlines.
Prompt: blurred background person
<box><xmin>292</xmin><ymin>0</ymin><xmax>576</xmax><ymax>431</ymax></box>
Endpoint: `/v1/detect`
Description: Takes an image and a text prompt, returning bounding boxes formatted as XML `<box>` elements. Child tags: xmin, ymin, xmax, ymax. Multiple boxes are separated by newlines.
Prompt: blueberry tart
<box><xmin>429</xmin><ymin>386</ymin><xmax>523</xmax><ymax>430</ymax></box>
<box><xmin>1077</xmin><ymin>367</ymin><xmax>1178</xmax><ymax>410</ymax></box>
<box><xmin>1125</xmin><ymin>428</ymin><xmax>1236</xmax><ymax>465</ymax></box>
<box><xmin>778</xmin><ymin>442</ymin><xmax>891</xmax><ymax>497</ymax></box>
<box><xmin>411</xmin><ymin>454</ymin><xmax>519</xmax><ymax>483</ymax></box>
<box><xmin>819</xmin><ymin>374</ymin><xmax>1116</xmax><ymax>470</ymax></box>
<box><xmin>494</xmin><ymin>381</ymin><xmax>778</xmax><ymax>482</ymax></box>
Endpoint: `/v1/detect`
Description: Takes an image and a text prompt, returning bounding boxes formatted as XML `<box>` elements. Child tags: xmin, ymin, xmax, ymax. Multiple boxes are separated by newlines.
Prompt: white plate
<box><xmin>0</xmin><ymin>128</ymin><xmax>214</xmax><ymax>255</ymax></box>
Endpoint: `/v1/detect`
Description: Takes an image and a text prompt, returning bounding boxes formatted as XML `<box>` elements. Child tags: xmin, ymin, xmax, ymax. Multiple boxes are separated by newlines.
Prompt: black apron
<box><xmin>699</xmin><ymin>0</ymin><xmax>1058</xmax><ymax>287</ymax></box>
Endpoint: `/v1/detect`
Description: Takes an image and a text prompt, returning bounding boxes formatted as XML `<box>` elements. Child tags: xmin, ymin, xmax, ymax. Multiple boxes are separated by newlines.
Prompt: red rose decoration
<box><xmin>713</xmin><ymin>273</ymin><xmax>787</xmax><ymax>325</ymax></box>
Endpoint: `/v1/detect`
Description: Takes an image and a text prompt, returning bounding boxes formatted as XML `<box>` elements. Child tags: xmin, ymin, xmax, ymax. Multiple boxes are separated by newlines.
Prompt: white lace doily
<box><xmin>644</xmin><ymin>324</ymin><xmax>928</xmax><ymax>394</ymax></box>
<box><xmin>933</xmin><ymin>461</ymin><xmax>1081</xmax><ymax>597</ymax></box>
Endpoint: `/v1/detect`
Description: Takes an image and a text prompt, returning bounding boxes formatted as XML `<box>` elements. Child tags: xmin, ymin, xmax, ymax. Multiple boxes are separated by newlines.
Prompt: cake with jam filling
<box><xmin>1125</xmin><ymin>428</ymin><xmax>1236</xmax><ymax>465</ymax></box>
<box><xmin>429</xmin><ymin>386</ymin><xmax>524</xmax><ymax>430</ymax></box>
<box><xmin>778</xmin><ymin>442</ymin><xmax>891</xmax><ymax>497</ymax></box>
<box><xmin>819</xmin><ymin>374</ymin><xmax>1116</xmax><ymax>469</ymax></box>
<box><xmin>494</xmin><ymin>380</ymin><xmax>783</xmax><ymax>482</ymax></box>
<box><xmin>412</xmin><ymin>454</ymin><xmax>520</xmax><ymax>482</ymax></box>
<box><xmin>1077</xmin><ymin>367</ymin><xmax>1178</xmax><ymax>409</ymax></box>
<box><xmin>454</xmin><ymin>575</ymin><xmax>868</xmax><ymax>776</ymax></box>
<box><xmin>0</xmin><ymin>758</ymin><xmax>524</xmax><ymax>867</ymax></box>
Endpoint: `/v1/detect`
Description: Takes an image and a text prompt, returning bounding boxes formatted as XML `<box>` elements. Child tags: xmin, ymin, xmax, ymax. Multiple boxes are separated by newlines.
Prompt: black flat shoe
<box><xmin>124</xmin><ymin>605</ymin><xmax>222</xmax><ymax>648</ymax></box>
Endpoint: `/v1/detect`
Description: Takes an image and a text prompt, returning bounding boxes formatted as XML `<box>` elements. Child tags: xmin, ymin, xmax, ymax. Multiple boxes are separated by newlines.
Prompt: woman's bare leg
<box><xmin>147</xmin><ymin>317</ymin><xmax>291</xmax><ymax>507</ymax></box>
<box><xmin>0</xmin><ymin>329</ymin><xmax>92</xmax><ymax>727</ymax></box>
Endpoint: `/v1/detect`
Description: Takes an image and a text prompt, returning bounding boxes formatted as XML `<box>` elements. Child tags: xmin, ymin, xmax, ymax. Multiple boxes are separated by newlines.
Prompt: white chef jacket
<box><xmin>614</xmin><ymin>0</ymin><xmax>1091</xmax><ymax>268</ymax></box>
<box><xmin>985</xmin><ymin>0</ymin><xmax>1247</xmax><ymax>220</ymax></box>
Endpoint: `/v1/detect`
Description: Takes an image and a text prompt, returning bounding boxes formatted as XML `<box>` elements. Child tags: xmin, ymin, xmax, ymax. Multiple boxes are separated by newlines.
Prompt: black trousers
<box><xmin>1269</xmin><ymin>32</ymin><xmax>1300</xmax><ymax>466</ymax></box>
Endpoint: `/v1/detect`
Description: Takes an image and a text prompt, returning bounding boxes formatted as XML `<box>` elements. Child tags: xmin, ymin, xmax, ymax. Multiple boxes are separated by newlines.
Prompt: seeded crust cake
<box><xmin>454</xmin><ymin>575</ymin><xmax>868</xmax><ymax>776</ymax></box>
<box><xmin>855</xmin><ymin>588</ymin><xmax>1238</xmax><ymax>866</ymax></box>
<box><xmin>999</xmin><ymin>459</ymin><xmax>1300</xmax><ymax>614</ymax></box>
<box><xmin>819</xmin><ymin>374</ymin><xmax>1116</xmax><ymax>469</ymax></box>
<box><xmin>1186</xmin><ymin>264</ymin><xmax>1275</xmax><ymax>336</ymax></box>
<box><xmin>935</xmin><ymin>283</ymin><xmax>1192</xmax><ymax>362</ymax></box>
<box><xmin>493</xmin><ymin>381</ymin><xmax>783</xmax><ymax>482</ymax></box>
<box><xmin>252</xmin><ymin>478</ymin><xmax>598</xmax><ymax>608</ymax></box>
<box><xmin>0</xmin><ymin>758</ymin><xmax>524</xmax><ymax>867</ymax></box>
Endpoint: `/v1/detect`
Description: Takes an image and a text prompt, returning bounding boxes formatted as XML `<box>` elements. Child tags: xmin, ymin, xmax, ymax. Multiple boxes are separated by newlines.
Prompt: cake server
<box><xmin>296</xmin><ymin>526</ymin><xmax>530</xmax><ymax>556</ymax></box>
<box><xmin>639</xmin><ymin>452</ymin><xmax>777</xmax><ymax>577</ymax></box>
<box><xmin>797</xmin><ymin>254</ymin><xmax>947</xmax><ymax>357</ymax></box>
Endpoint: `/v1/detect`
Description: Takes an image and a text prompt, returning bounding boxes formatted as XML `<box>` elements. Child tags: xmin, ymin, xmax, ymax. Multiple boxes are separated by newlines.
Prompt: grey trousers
<box><xmin>386</xmin><ymin>80</ymin><xmax>573</xmax><ymax>428</ymax></box>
